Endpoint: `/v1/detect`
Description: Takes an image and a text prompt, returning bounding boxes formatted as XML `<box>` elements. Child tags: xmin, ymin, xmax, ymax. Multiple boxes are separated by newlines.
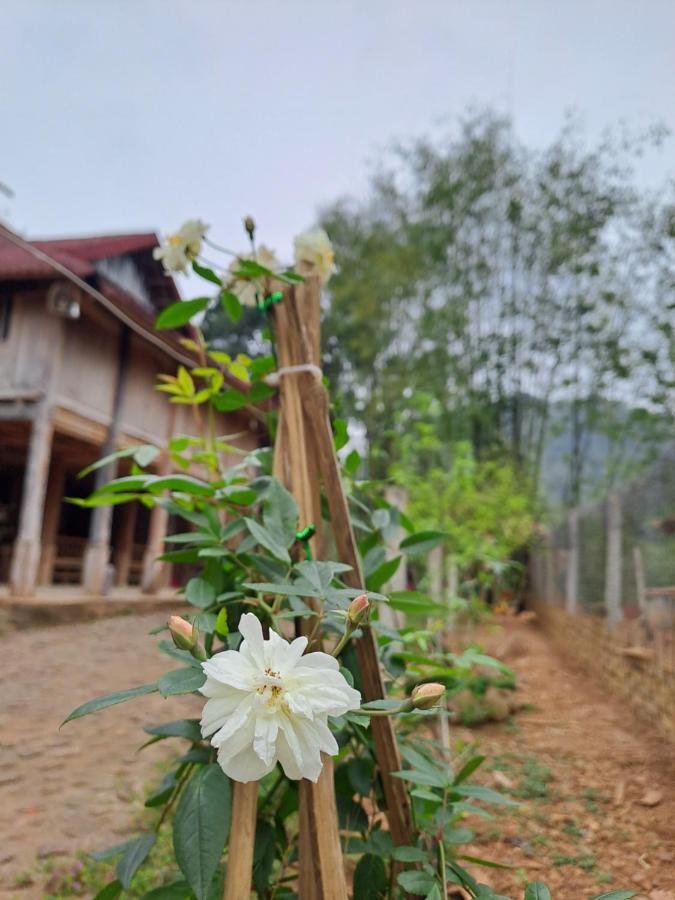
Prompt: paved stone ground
<box><xmin>0</xmin><ymin>614</ymin><xmax>196</xmax><ymax>898</ymax></box>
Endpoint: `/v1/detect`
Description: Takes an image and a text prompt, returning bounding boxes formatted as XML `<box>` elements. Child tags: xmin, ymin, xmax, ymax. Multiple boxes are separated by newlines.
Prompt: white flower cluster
<box><xmin>200</xmin><ymin>613</ymin><xmax>361</xmax><ymax>783</ymax></box>
<box><xmin>153</xmin><ymin>220</ymin><xmax>336</xmax><ymax>292</ymax></box>
<box><xmin>228</xmin><ymin>245</ymin><xmax>280</xmax><ymax>308</ymax></box>
<box><xmin>153</xmin><ymin>219</ymin><xmax>208</xmax><ymax>274</ymax></box>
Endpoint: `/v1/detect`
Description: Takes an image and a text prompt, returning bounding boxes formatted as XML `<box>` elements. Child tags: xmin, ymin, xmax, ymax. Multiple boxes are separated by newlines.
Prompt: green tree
<box><xmin>319</xmin><ymin>111</ymin><xmax>675</xmax><ymax>505</ymax></box>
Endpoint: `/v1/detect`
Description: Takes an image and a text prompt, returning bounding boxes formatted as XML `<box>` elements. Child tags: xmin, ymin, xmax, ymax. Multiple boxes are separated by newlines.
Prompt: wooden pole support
<box><xmin>224</xmin><ymin>781</ymin><xmax>258</xmax><ymax>900</ymax></box>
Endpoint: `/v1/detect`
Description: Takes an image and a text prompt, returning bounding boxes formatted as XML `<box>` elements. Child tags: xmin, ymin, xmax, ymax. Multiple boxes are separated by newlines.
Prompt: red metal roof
<box><xmin>0</xmin><ymin>228</ymin><xmax>161</xmax><ymax>281</ymax></box>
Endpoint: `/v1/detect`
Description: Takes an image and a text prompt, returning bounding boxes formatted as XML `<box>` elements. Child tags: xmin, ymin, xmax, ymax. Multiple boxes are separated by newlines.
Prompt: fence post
<box><xmin>633</xmin><ymin>545</ymin><xmax>647</xmax><ymax>618</ymax></box>
<box><xmin>565</xmin><ymin>507</ymin><xmax>579</xmax><ymax>614</ymax></box>
<box><xmin>605</xmin><ymin>493</ymin><xmax>623</xmax><ymax>629</ymax></box>
<box><xmin>543</xmin><ymin>526</ymin><xmax>555</xmax><ymax>605</ymax></box>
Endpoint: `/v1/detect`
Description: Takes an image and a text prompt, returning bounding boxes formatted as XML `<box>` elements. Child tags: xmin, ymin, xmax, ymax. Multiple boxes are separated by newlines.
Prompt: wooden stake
<box><xmin>224</xmin><ymin>782</ymin><xmax>258</xmax><ymax>900</ymax></box>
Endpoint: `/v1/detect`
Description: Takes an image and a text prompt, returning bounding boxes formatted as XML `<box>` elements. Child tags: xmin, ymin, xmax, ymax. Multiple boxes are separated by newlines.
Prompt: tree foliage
<box><xmin>319</xmin><ymin>111</ymin><xmax>675</xmax><ymax>506</ymax></box>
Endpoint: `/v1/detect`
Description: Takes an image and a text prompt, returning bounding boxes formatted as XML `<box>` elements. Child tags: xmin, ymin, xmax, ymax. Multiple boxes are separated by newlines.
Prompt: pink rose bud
<box><xmin>347</xmin><ymin>593</ymin><xmax>370</xmax><ymax>628</ymax></box>
<box><xmin>411</xmin><ymin>682</ymin><xmax>445</xmax><ymax>710</ymax></box>
<box><xmin>168</xmin><ymin>615</ymin><xmax>197</xmax><ymax>651</ymax></box>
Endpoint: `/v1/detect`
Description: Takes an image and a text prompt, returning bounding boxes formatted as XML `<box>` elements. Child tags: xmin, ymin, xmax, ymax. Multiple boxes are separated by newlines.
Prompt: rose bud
<box><xmin>411</xmin><ymin>682</ymin><xmax>445</xmax><ymax>710</ymax></box>
<box><xmin>243</xmin><ymin>215</ymin><xmax>256</xmax><ymax>241</ymax></box>
<box><xmin>347</xmin><ymin>593</ymin><xmax>370</xmax><ymax>629</ymax></box>
<box><xmin>168</xmin><ymin>615</ymin><xmax>197</xmax><ymax>651</ymax></box>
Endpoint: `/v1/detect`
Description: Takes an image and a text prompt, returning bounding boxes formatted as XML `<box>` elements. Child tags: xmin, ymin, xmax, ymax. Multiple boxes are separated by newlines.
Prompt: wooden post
<box><xmin>543</xmin><ymin>526</ymin><xmax>555</xmax><ymax>605</ymax></box>
<box><xmin>633</xmin><ymin>545</ymin><xmax>647</xmax><ymax>618</ymax></box>
<box><xmin>223</xmin><ymin>279</ymin><xmax>414</xmax><ymax>898</ymax></box>
<box><xmin>565</xmin><ymin>507</ymin><xmax>579</xmax><ymax>614</ymax></box>
<box><xmin>382</xmin><ymin>484</ymin><xmax>407</xmax><ymax>628</ymax></box>
<box><xmin>223</xmin><ymin>781</ymin><xmax>259</xmax><ymax>900</ymax></box>
<box><xmin>83</xmin><ymin>327</ymin><xmax>131</xmax><ymax>593</ymax></box>
<box><xmin>9</xmin><ymin>400</ymin><xmax>54</xmax><ymax>596</ymax></box>
<box><xmin>605</xmin><ymin>493</ymin><xmax>622</xmax><ymax>630</ymax></box>
<box><xmin>38</xmin><ymin>455</ymin><xmax>66</xmax><ymax>585</ymax></box>
<box><xmin>142</xmin><ymin>407</ymin><xmax>177</xmax><ymax>593</ymax></box>
<box><xmin>114</xmin><ymin>500</ymin><xmax>138</xmax><ymax>587</ymax></box>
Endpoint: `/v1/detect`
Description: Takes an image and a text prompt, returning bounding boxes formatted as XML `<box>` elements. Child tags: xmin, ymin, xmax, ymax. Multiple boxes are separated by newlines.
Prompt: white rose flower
<box><xmin>293</xmin><ymin>228</ymin><xmax>336</xmax><ymax>284</ymax></box>
<box><xmin>153</xmin><ymin>219</ymin><xmax>209</xmax><ymax>274</ymax></box>
<box><xmin>200</xmin><ymin>612</ymin><xmax>361</xmax><ymax>783</ymax></box>
<box><xmin>227</xmin><ymin>245</ymin><xmax>280</xmax><ymax>308</ymax></box>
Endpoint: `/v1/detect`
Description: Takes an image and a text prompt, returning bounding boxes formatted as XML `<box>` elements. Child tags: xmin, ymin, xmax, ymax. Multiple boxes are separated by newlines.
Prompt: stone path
<box><xmin>0</xmin><ymin>613</ymin><xmax>196</xmax><ymax>898</ymax></box>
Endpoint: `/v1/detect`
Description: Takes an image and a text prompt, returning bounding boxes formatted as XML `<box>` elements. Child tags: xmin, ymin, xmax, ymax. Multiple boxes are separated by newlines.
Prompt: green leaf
<box><xmin>399</xmin><ymin>530</ymin><xmax>445</xmax><ymax>555</ymax></box>
<box><xmin>144</xmin><ymin>772</ymin><xmax>177</xmax><ymax>806</ymax></box>
<box><xmin>397</xmin><ymin>870</ymin><xmax>437</xmax><ymax>895</ymax></box>
<box><xmin>588</xmin><ymin>893</ymin><xmax>636</xmax><ymax>900</ymax></box>
<box><xmin>388</xmin><ymin>591</ymin><xmax>446</xmax><ymax>616</ymax></box>
<box><xmin>185</xmin><ymin>577</ymin><xmax>216</xmax><ymax>608</ymax></box>
<box><xmin>93</xmin><ymin>881</ymin><xmax>123</xmax><ymax>900</ymax></box>
<box><xmin>78</xmin><ymin>444</ymin><xmax>158</xmax><ymax>478</ymax></box>
<box><xmin>192</xmin><ymin>259</ymin><xmax>223</xmax><ymax>285</ymax></box>
<box><xmin>453</xmin><ymin>784</ymin><xmax>517</xmax><ymax>806</ymax></box>
<box><xmin>173</xmin><ymin>764</ymin><xmax>232</xmax><ymax>900</ymax></box>
<box><xmin>524</xmin><ymin>884</ymin><xmax>552</xmax><ymax>900</ymax></box>
<box><xmin>263</xmin><ymin>479</ymin><xmax>298</xmax><ymax>547</ymax></box>
<box><xmin>220</xmin><ymin>290</ymin><xmax>242</xmax><ymax>322</ymax></box>
<box><xmin>148</xmin><ymin>475</ymin><xmax>214</xmax><ymax>497</ymax></box>
<box><xmin>353</xmin><ymin>853</ymin><xmax>387</xmax><ymax>899</ymax></box>
<box><xmin>277</xmin><ymin>269</ymin><xmax>305</xmax><ymax>283</ymax></box>
<box><xmin>244</xmin><ymin>518</ymin><xmax>291</xmax><ymax>563</ymax></box>
<box><xmin>333</xmin><ymin>418</ymin><xmax>349</xmax><ymax>450</ymax></box>
<box><xmin>221</xmin><ymin>486</ymin><xmax>256</xmax><ymax>506</ymax></box>
<box><xmin>391</xmin><ymin>846</ymin><xmax>428</xmax><ymax>863</ymax></box>
<box><xmin>212</xmin><ymin>389</ymin><xmax>250</xmax><ymax>412</ymax></box>
<box><xmin>232</xmin><ymin>258</ymin><xmax>273</xmax><ymax>279</ymax></box>
<box><xmin>365</xmin><ymin>555</ymin><xmax>401</xmax><ymax>592</ymax></box>
<box><xmin>140</xmin><ymin>880</ymin><xmax>192</xmax><ymax>899</ymax></box>
<box><xmin>344</xmin><ymin>448</ymin><xmax>361</xmax><ymax>476</ymax></box>
<box><xmin>63</xmin><ymin>683</ymin><xmax>157</xmax><ymax>725</ymax></box>
<box><xmin>158</xmin><ymin>668</ymin><xmax>206</xmax><ymax>697</ymax></box>
<box><xmin>453</xmin><ymin>755</ymin><xmax>486</xmax><ymax>784</ymax></box>
<box><xmin>90</xmin><ymin>839</ymin><xmax>139</xmax><ymax>862</ymax></box>
<box><xmin>459</xmin><ymin>853</ymin><xmax>511</xmax><ymax>868</ymax></box>
<box><xmin>252</xmin><ymin>822</ymin><xmax>276</xmax><ymax>897</ymax></box>
<box><xmin>144</xmin><ymin>719</ymin><xmax>202</xmax><ymax>741</ymax></box>
<box><xmin>116</xmin><ymin>833</ymin><xmax>156</xmax><ymax>888</ymax></box>
<box><xmin>156</xmin><ymin>298</ymin><xmax>210</xmax><ymax>329</ymax></box>
<box><xmin>393</xmin><ymin>768</ymin><xmax>447</xmax><ymax>789</ymax></box>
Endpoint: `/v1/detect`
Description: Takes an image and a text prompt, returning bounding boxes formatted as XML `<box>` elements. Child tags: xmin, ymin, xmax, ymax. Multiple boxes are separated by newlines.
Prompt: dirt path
<box><xmin>460</xmin><ymin>619</ymin><xmax>675</xmax><ymax>900</ymax></box>
<box><xmin>1</xmin><ymin>615</ymin><xmax>673</xmax><ymax>900</ymax></box>
<box><xmin>0</xmin><ymin>613</ymin><xmax>197</xmax><ymax>899</ymax></box>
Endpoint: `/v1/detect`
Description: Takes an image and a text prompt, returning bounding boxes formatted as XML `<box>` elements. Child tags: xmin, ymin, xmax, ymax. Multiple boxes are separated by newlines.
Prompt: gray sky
<box><xmin>2</xmin><ymin>0</ymin><xmax>674</xmax><ymax>285</ymax></box>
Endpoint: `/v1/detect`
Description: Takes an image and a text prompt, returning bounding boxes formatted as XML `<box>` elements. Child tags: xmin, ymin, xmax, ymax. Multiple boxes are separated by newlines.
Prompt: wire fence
<box><xmin>530</xmin><ymin>443</ymin><xmax>675</xmax><ymax>674</ymax></box>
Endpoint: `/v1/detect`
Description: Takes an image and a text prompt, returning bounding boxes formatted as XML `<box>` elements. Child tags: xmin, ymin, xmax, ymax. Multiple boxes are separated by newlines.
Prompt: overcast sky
<box><xmin>2</xmin><ymin>0</ymin><xmax>674</xmax><ymax>282</ymax></box>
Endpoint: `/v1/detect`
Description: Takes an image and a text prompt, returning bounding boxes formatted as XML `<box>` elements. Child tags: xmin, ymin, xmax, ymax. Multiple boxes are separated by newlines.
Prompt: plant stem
<box><xmin>438</xmin><ymin>837</ymin><xmax>447</xmax><ymax>897</ymax></box>
<box><xmin>330</xmin><ymin>628</ymin><xmax>354</xmax><ymax>658</ymax></box>
<box><xmin>156</xmin><ymin>763</ymin><xmax>194</xmax><ymax>831</ymax></box>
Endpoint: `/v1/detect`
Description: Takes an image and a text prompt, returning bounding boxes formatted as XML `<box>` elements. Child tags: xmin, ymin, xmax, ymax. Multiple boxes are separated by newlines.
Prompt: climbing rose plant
<box><xmin>65</xmin><ymin>219</ymin><xmax>635</xmax><ymax>900</ymax></box>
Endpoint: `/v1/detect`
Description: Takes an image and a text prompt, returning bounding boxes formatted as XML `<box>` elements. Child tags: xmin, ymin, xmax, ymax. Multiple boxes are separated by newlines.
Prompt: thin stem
<box><xmin>438</xmin><ymin>837</ymin><xmax>447</xmax><ymax>897</ymax></box>
<box><xmin>359</xmin><ymin>701</ymin><xmax>413</xmax><ymax>718</ymax></box>
<box><xmin>156</xmin><ymin>763</ymin><xmax>194</xmax><ymax>831</ymax></box>
<box><xmin>203</xmin><ymin>236</ymin><xmax>239</xmax><ymax>258</ymax></box>
<box><xmin>331</xmin><ymin>628</ymin><xmax>354</xmax><ymax>658</ymax></box>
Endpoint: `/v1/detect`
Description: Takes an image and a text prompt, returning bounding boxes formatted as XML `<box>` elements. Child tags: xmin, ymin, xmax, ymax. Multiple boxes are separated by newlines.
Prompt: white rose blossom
<box><xmin>153</xmin><ymin>219</ymin><xmax>209</xmax><ymax>273</ymax></box>
<box><xmin>200</xmin><ymin>613</ymin><xmax>361</xmax><ymax>783</ymax></box>
<box><xmin>227</xmin><ymin>245</ymin><xmax>280</xmax><ymax>308</ymax></box>
<box><xmin>293</xmin><ymin>227</ymin><xmax>336</xmax><ymax>284</ymax></box>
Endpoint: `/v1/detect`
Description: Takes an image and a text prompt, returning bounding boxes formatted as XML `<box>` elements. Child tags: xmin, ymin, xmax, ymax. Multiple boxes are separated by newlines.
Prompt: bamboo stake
<box><xmin>281</xmin><ymin>277</ymin><xmax>414</xmax><ymax>845</ymax></box>
<box><xmin>223</xmin><ymin>782</ymin><xmax>258</xmax><ymax>900</ymax></box>
<box><xmin>270</xmin><ymin>280</ymin><xmax>348</xmax><ymax>899</ymax></box>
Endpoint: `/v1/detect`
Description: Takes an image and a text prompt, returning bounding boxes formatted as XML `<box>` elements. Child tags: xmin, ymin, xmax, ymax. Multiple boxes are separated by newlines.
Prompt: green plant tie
<box><xmin>295</xmin><ymin>524</ymin><xmax>316</xmax><ymax>560</ymax></box>
<box><xmin>256</xmin><ymin>290</ymin><xmax>284</xmax><ymax>312</ymax></box>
